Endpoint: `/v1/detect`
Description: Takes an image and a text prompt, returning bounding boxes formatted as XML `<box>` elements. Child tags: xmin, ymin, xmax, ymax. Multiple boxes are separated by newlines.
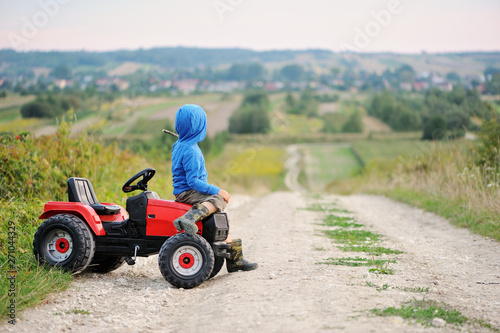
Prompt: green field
<box><xmin>299</xmin><ymin>144</ymin><xmax>363</xmax><ymax>192</ymax></box>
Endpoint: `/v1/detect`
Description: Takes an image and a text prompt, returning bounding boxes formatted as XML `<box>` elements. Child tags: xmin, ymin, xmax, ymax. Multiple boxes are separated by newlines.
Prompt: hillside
<box><xmin>1</xmin><ymin>48</ymin><xmax>499</xmax><ymax>76</ymax></box>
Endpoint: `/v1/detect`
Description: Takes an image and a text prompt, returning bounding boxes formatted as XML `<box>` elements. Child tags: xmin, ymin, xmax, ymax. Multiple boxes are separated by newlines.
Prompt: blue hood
<box><xmin>175</xmin><ymin>104</ymin><xmax>207</xmax><ymax>143</ymax></box>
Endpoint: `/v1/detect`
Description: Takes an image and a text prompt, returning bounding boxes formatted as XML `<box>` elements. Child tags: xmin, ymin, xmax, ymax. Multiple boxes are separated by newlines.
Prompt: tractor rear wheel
<box><xmin>33</xmin><ymin>214</ymin><xmax>95</xmax><ymax>274</ymax></box>
<box><xmin>86</xmin><ymin>255</ymin><xmax>125</xmax><ymax>273</ymax></box>
<box><xmin>158</xmin><ymin>233</ymin><xmax>214</xmax><ymax>289</ymax></box>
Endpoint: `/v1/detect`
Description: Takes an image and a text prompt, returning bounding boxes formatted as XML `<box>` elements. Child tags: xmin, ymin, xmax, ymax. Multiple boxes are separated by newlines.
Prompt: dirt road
<box><xmin>4</xmin><ymin>190</ymin><xmax>500</xmax><ymax>332</ymax></box>
<box><xmin>4</xmin><ymin>144</ymin><xmax>500</xmax><ymax>332</ymax></box>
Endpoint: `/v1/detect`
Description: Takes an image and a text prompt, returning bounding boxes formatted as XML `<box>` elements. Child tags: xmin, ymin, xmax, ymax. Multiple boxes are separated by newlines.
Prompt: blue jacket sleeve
<box><xmin>183</xmin><ymin>151</ymin><xmax>220</xmax><ymax>195</ymax></box>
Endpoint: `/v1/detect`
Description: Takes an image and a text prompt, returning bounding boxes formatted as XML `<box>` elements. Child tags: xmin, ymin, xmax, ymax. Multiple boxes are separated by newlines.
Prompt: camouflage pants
<box><xmin>175</xmin><ymin>189</ymin><xmax>227</xmax><ymax>211</ymax></box>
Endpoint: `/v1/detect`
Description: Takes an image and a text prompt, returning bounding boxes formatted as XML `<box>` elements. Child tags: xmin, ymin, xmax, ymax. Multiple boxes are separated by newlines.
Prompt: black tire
<box><xmin>33</xmin><ymin>214</ymin><xmax>95</xmax><ymax>274</ymax></box>
<box><xmin>208</xmin><ymin>257</ymin><xmax>225</xmax><ymax>279</ymax></box>
<box><xmin>86</xmin><ymin>255</ymin><xmax>125</xmax><ymax>273</ymax></box>
<box><xmin>158</xmin><ymin>233</ymin><xmax>214</xmax><ymax>289</ymax></box>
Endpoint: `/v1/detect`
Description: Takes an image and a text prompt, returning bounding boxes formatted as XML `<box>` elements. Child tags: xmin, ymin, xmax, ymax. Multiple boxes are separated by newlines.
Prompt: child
<box><xmin>171</xmin><ymin>104</ymin><xmax>257</xmax><ymax>272</ymax></box>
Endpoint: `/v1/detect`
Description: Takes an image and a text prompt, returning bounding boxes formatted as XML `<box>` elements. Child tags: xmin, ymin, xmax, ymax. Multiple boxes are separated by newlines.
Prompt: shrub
<box><xmin>422</xmin><ymin>115</ymin><xmax>447</xmax><ymax>140</ymax></box>
<box><xmin>342</xmin><ymin>111</ymin><xmax>364</xmax><ymax>133</ymax></box>
<box><xmin>229</xmin><ymin>91</ymin><xmax>271</xmax><ymax>134</ymax></box>
<box><xmin>229</xmin><ymin>104</ymin><xmax>270</xmax><ymax>134</ymax></box>
<box><xmin>322</xmin><ymin>113</ymin><xmax>347</xmax><ymax>133</ymax></box>
<box><xmin>20</xmin><ymin>95</ymin><xmax>78</xmax><ymax>119</ymax></box>
<box><xmin>477</xmin><ymin>118</ymin><xmax>500</xmax><ymax>169</ymax></box>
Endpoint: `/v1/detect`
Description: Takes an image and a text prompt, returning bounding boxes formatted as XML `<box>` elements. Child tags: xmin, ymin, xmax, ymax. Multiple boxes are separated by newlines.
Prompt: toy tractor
<box><xmin>33</xmin><ymin>168</ymin><xmax>230</xmax><ymax>289</ymax></box>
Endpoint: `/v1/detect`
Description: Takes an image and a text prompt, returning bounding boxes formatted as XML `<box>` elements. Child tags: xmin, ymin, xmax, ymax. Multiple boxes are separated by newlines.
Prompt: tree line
<box><xmin>368</xmin><ymin>86</ymin><xmax>496</xmax><ymax>140</ymax></box>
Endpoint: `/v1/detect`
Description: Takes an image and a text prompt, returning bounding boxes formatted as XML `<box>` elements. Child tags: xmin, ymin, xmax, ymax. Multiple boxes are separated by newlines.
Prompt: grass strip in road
<box><xmin>309</xmin><ymin>202</ymin><xmax>403</xmax><ymax>274</ymax></box>
<box><xmin>371</xmin><ymin>299</ymin><xmax>499</xmax><ymax>332</ymax></box>
<box><xmin>322</xmin><ymin>229</ymin><xmax>381</xmax><ymax>244</ymax></box>
<box><xmin>301</xmin><ymin>203</ymin><xmax>351</xmax><ymax>214</ymax></box>
<box><xmin>339</xmin><ymin>245</ymin><xmax>403</xmax><ymax>256</ymax></box>
<box><xmin>323</xmin><ymin>215</ymin><xmax>363</xmax><ymax>228</ymax></box>
<box><xmin>319</xmin><ymin>256</ymin><xmax>395</xmax><ymax>271</ymax></box>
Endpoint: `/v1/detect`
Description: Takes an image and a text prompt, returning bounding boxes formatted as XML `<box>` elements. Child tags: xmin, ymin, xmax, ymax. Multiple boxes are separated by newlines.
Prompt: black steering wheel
<box><xmin>122</xmin><ymin>168</ymin><xmax>156</xmax><ymax>193</ymax></box>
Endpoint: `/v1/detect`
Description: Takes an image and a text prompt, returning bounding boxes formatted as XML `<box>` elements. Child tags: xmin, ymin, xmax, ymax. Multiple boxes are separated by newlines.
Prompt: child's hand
<box><xmin>218</xmin><ymin>189</ymin><xmax>230</xmax><ymax>203</ymax></box>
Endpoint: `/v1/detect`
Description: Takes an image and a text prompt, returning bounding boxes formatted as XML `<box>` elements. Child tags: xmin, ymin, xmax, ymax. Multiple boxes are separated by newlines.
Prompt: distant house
<box><xmin>264</xmin><ymin>81</ymin><xmax>284</xmax><ymax>91</ymax></box>
<box><xmin>205</xmin><ymin>81</ymin><xmax>243</xmax><ymax>92</ymax></box>
<box><xmin>53</xmin><ymin>79</ymin><xmax>67</xmax><ymax>89</ymax></box>
<box><xmin>413</xmin><ymin>81</ymin><xmax>429</xmax><ymax>91</ymax></box>
<box><xmin>112</xmin><ymin>78</ymin><xmax>129</xmax><ymax>91</ymax></box>
<box><xmin>172</xmin><ymin>79</ymin><xmax>199</xmax><ymax>94</ymax></box>
<box><xmin>437</xmin><ymin>82</ymin><xmax>453</xmax><ymax>91</ymax></box>
<box><xmin>399</xmin><ymin>82</ymin><xmax>412</xmax><ymax>91</ymax></box>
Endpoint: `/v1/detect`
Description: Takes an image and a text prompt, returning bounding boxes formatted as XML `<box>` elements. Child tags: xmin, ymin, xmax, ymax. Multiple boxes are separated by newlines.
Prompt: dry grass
<box><xmin>333</xmin><ymin>141</ymin><xmax>500</xmax><ymax>240</ymax></box>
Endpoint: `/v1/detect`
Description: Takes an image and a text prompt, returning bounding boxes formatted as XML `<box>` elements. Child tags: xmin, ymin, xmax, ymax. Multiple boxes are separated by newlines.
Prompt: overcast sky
<box><xmin>1</xmin><ymin>0</ymin><xmax>499</xmax><ymax>53</ymax></box>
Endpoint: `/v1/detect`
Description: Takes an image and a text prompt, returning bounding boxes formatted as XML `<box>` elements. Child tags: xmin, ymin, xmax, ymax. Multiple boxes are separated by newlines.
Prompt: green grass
<box><xmin>313</xmin><ymin>204</ymin><xmax>401</xmax><ymax>274</ymax></box>
<box><xmin>0</xmin><ymin>106</ymin><xmax>21</xmax><ymax>123</ymax></box>
<box><xmin>0</xmin><ymin>126</ymin><xmax>166</xmax><ymax>319</ymax></box>
<box><xmin>397</xmin><ymin>286</ymin><xmax>429</xmax><ymax>293</ymax></box>
<box><xmin>381</xmin><ymin>187</ymin><xmax>500</xmax><ymax>241</ymax></box>
<box><xmin>319</xmin><ymin>256</ymin><xmax>395</xmax><ymax>268</ymax></box>
<box><xmin>371</xmin><ymin>300</ymin><xmax>470</xmax><ymax>328</ymax></box>
<box><xmin>299</xmin><ymin>144</ymin><xmax>362</xmax><ymax>192</ymax></box>
<box><xmin>351</xmin><ymin>136</ymin><xmax>425</xmax><ymax>163</ymax></box>
<box><xmin>301</xmin><ymin>203</ymin><xmax>351</xmax><ymax>214</ymax></box>
<box><xmin>339</xmin><ymin>245</ymin><xmax>403</xmax><ymax>256</ymax></box>
<box><xmin>322</xmin><ymin>229</ymin><xmax>381</xmax><ymax>244</ymax></box>
<box><xmin>1</xmin><ymin>199</ymin><xmax>74</xmax><ymax>318</ymax></box>
<box><xmin>365</xmin><ymin>282</ymin><xmax>429</xmax><ymax>292</ymax></box>
<box><xmin>323</xmin><ymin>215</ymin><xmax>363</xmax><ymax>228</ymax></box>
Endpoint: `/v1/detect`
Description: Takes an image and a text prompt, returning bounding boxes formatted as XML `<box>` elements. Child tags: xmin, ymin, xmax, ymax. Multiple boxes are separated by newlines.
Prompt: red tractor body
<box><xmin>33</xmin><ymin>168</ymin><xmax>230</xmax><ymax>289</ymax></box>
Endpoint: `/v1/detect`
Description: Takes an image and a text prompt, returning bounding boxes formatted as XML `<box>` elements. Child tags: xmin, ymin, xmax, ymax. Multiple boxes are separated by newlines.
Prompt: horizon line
<box><xmin>1</xmin><ymin>46</ymin><xmax>500</xmax><ymax>55</ymax></box>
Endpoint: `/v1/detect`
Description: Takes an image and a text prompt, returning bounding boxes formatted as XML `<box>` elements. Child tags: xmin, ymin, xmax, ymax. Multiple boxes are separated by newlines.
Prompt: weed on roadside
<box><xmin>371</xmin><ymin>299</ymin><xmax>500</xmax><ymax>331</ymax></box>
<box><xmin>398</xmin><ymin>286</ymin><xmax>430</xmax><ymax>293</ymax></box>
<box><xmin>318</xmin><ymin>256</ymin><xmax>396</xmax><ymax>268</ymax></box>
<box><xmin>323</xmin><ymin>215</ymin><xmax>363</xmax><ymax>228</ymax></box>
<box><xmin>313</xmin><ymin>203</ymin><xmax>401</xmax><ymax>275</ymax></box>
<box><xmin>322</xmin><ymin>229</ymin><xmax>381</xmax><ymax>244</ymax></box>
<box><xmin>66</xmin><ymin>308</ymin><xmax>91</xmax><ymax>315</ymax></box>
<box><xmin>339</xmin><ymin>245</ymin><xmax>403</xmax><ymax>256</ymax></box>
<box><xmin>368</xmin><ymin>256</ymin><xmax>395</xmax><ymax>274</ymax></box>
<box><xmin>364</xmin><ymin>282</ymin><xmax>430</xmax><ymax>293</ymax></box>
<box><xmin>302</xmin><ymin>203</ymin><xmax>351</xmax><ymax>214</ymax></box>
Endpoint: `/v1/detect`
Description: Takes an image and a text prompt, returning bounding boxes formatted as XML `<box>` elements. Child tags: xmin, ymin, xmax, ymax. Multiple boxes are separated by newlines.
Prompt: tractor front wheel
<box><xmin>208</xmin><ymin>257</ymin><xmax>225</xmax><ymax>279</ymax></box>
<box><xmin>158</xmin><ymin>233</ymin><xmax>214</xmax><ymax>289</ymax></box>
<box><xmin>33</xmin><ymin>214</ymin><xmax>95</xmax><ymax>274</ymax></box>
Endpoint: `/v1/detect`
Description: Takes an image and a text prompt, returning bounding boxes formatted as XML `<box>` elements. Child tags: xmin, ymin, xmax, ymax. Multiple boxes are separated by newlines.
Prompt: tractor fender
<box><xmin>39</xmin><ymin>201</ymin><xmax>106</xmax><ymax>236</ymax></box>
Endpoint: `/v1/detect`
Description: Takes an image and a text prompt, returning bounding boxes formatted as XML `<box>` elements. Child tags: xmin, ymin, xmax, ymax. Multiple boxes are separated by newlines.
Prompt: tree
<box><xmin>422</xmin><ymin>115</ymin><xmax>447</xmax><ymax>140</ymax></box>
<box><xmin>280</xmin><ymin>64</ymin><xmax>305</xmax><ymax>82</ymax></box>
<box><xmin>20</xmin><ymin>95</ymin><xmax>76</xmax><ymax>118</ymax></box>
<box><xmin>285</xmin><ymin>89</ymin><xmax>318</xmax><ymax>117</ymax></box>
<box><xmin>322</xmin><ymin>113</ymin><xmax>346</xmax><ymax>133</ymax></box>
<box><xmin>284</xmin><ymin>93</ymin><xmax>296</xmax><ymax>112</ymax></box>
<box><xmin>52</xmin><ymin>65</ymin><xmax>72</xmax><ymax>79</ymax></box>
<box><xmin>396</xmin><ymin>64</ymin><xmax>415</xmax><ymax>83</ymax></box>
<box><xmin>20</xmin><ymin>100</ymin><xmax>53</xmax><ymax>118</ymax></box>
<box><xmin>228</xmin><ymin>105</ymin><xmax>270</xmax><ymax>134</ymax></box>
<box><xmin>446</xmin><ymin>72</ymin><xmax>461</xmax><ymax>84</ymax></box>
<box><xmin>225</xmin><ymin>63</ymin><xmax>265</xmax><ymax>81</ymax></box>
<box><xmin>477</xmin><ymin>118</ymin><xmax>500</xmax><ymax>169</ymax></box>
<box><xmin>229</xmin><ymin>91</ymin><xmax>271</xmax><ymax>134</ymax></box>
<box><xmin>341</xmin><ymin>111</ymin><xmax>364</xmax><ymax>133</ymax></box>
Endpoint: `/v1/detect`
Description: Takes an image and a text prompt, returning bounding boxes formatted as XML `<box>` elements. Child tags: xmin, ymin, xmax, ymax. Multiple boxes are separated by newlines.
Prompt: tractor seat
<box><xmin>67</xmin><ymin>177</ymin><xmax>121</xmax><ymax>215</ymax></box>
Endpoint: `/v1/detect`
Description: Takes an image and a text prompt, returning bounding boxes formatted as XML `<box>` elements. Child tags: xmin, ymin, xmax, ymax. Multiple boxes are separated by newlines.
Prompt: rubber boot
<box><xmin>173</xmin><ymin>203</ymin><xmax>210</xmax><ymax>235</ymax></box>
<box><xmin>226</xmin><ymin>239</ymin><xmax>258</xmax><ymax>272</ymax></box>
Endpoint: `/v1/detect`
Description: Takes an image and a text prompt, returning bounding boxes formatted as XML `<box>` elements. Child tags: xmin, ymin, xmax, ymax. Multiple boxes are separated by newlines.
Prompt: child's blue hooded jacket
<box><xmin>171</xmin><ymin>104</ymin><xmax>220</xmax><ymax>196</ymax></box>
